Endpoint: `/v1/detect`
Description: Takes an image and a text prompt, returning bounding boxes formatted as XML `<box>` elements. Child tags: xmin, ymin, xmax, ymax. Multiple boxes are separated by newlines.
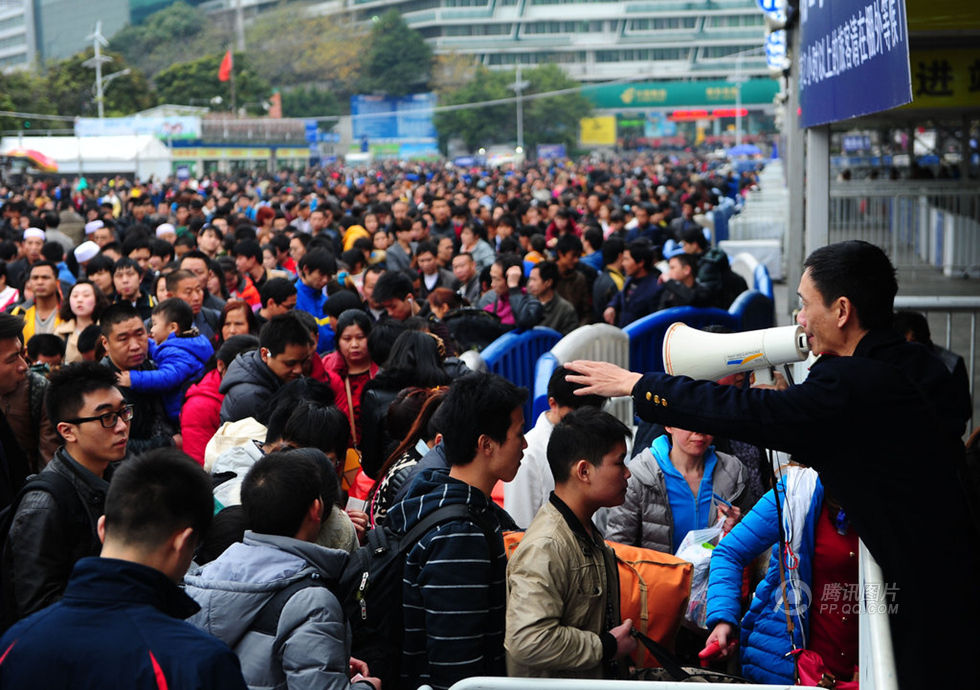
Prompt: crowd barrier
<box><xmin>479</xmin><ymin>326</ymin><xmax>562</xmax><ymax>430</ymax></box>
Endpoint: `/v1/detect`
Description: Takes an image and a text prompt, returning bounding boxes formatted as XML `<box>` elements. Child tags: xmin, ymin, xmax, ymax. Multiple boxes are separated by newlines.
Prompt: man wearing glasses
<box><xmin>1</xmin><ymin>362</ymin><xmax>131</xmax><ymax>626</ymax></box>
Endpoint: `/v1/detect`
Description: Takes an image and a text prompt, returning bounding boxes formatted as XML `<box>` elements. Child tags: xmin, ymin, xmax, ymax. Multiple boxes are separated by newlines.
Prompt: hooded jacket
<box><xmin>184</xmin><ymin>531</ymin><xmax>370</xmax><ymax>690</ymax></box>
<box><xmin>219</xmin><ymin>349</ymin><xmax>283</xmax><ymax>424</ymax></box>
<box><xmin>181</xmin><ymin>368</ymin><xmax>223</xmax><ymax>465</ymax></box>
<box><xmin>604</xmin><ymin>437</ymin><xmax>746</xmax><ymax>553</ymax></box>
<box><xmin>130</xmin><ymin>332</ymin><xmax>214</xmax><ymax>423</ymax></box>
<box><xmin>385</xmin><ymin>469</ymin><xmax>517</xmax><ymax>690</ymax></box>
<box><xmin>0</xmin><ymin>557</ymin><xmax>246</xmax><ymax>690</ymax></box>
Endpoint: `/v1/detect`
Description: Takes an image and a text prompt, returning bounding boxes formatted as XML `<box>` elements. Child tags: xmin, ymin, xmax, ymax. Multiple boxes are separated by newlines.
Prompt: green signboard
<box><xmin>584</xmin><ymin>79</ymin><xmax>780</xmax><ymax>110</ymax></box>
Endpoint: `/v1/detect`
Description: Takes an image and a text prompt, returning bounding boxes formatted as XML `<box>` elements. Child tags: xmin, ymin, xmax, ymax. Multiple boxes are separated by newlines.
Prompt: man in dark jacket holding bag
<box><xmin>568</xmin><ymin>240</ymin><xmax>979</xmax><ymax>689</ymax></box>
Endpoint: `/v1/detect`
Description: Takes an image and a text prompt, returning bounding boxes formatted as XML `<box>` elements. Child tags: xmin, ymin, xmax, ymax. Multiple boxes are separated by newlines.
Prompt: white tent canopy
<box><xmin>0</xmin><ymin>135</ymin><xmax>172</xmax><ymax>180</ymax></box>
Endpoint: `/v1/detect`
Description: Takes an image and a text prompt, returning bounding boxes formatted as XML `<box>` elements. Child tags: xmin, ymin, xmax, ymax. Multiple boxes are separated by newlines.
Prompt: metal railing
<box><xmin>829</xmin><ymin>183</ymin><xmax>980</xmax><ymax>277</ymax></box>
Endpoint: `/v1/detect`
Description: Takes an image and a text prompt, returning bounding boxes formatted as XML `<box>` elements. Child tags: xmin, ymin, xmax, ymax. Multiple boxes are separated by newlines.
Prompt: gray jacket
<box><xmin>605</xmin><ymin>446</ymin><xmax>746</xmax><ymax>553</ymax></box>
<box><xmin>219</xmin><ymin>350</ymin><xmax>282</xmax><ymax>424</ymax></box>
<box><xmin>185</xmin><ymin>531</ymin><xmax>370</xmax><ymax>690</ymax></box>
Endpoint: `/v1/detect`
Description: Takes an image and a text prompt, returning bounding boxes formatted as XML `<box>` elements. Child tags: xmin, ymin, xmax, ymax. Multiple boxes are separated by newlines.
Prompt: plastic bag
<box><xmin>675</xmin><ymin>519</ymin><xmax>725</xmax><ymax>628</ymax></box>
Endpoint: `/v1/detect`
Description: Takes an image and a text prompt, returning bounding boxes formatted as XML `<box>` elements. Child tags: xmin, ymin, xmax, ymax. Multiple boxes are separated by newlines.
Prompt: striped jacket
<box><xmin>386</xmin><ymin>468</ymin><xmax>517</xmax><ymax>690</ymax></box>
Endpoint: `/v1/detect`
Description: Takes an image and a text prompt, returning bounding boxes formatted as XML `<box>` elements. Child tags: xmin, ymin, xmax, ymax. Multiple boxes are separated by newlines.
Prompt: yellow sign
<box><xmin>173</xmin><ymin>147</ymin><xmax>272</xmax><ymax>160</ymax></box>
<box><xmin>579</xmin><ymin>116</ymin><xmax>616</xmax><ymax>147</ymax></box>
<box><xmin>903</xmin><ymin>49</ymin><xmax>980</xmax><ymax>110</ymax></box>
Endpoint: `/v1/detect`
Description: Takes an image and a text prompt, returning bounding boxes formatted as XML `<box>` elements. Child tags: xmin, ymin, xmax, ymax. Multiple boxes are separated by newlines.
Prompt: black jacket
<box><xmin>630</xmin><ymin>329</ymin><xmax>977</xmax><ymax>688</ymax></box>
<box><xmin>1</xmin><ymin>448</ymin><xmax>110</xmax><ymax>625</ymax></box>
<box><xmin>100</xmin><ymin>357</ymin><xmax>175</xmax><ymax>453</ymax></box>
<box><xmin>218</xmin><ymin>349</ymin><xmax>283</xmax><ymax>425</ymax></box>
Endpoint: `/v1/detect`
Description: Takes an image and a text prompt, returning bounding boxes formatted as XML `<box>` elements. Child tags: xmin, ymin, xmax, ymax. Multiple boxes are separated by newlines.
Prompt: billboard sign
<box><xmin>75</xmin><ymin>116</ymin><xmax>202</xmax><ymax>140</ymax></box>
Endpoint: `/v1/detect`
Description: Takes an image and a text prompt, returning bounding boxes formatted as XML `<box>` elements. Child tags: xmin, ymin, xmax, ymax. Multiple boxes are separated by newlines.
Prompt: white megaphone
<box><xmin>662</xmin><ymin>323</ymin><xmax>810</xmax><ymax>384</ymax></box>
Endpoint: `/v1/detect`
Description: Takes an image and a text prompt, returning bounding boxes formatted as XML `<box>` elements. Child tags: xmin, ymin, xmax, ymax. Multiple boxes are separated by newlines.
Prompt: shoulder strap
<box><xmin>251</xmin><ymin>571</ymin><xmax>336</xmax><ymax>637</ymax></box>
<box><xmin>399</xmin><ymin>503</ymin><xmax>496</xmax><ymax>552</ymax></box>
<box><xmin>19</xmin><ymin>472</ymin><xmax>81</xmax><ymax>517</ymax></box>
<box><xmin>630</xmin><ymin>628</ymin><xmax>691</xmax><ymax>681</ymax></box>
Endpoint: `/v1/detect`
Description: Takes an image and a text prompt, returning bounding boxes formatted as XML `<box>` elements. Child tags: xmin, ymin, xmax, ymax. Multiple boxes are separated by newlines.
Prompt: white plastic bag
<box><xmin>675</xmin><ymin>519</ymin><xmax>725</xmax><ymax>628</ymax></box>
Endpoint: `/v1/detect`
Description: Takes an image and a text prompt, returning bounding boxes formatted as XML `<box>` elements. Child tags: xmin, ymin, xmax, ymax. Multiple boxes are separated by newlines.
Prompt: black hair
<box><xmin>242</xmin><ymin>451</ymin><xmax>321</xmax><ymax>538</ymax></box>
<box><xmin>372</xmin><ymin>270</ymin><xmax>414</xmax><ymax>304</ymax></box>
<box><xmin>583</xmin><ymin>227</ymin><xmax>603</xmax><ymax>252</ymax></box>
<box><xmin>366</xmin><ymin>318</ymin><xmax>407</xmax><ymax>366</ymax></box>
<box><xmin>498</xmin><ymin>236</ymin><xmax>520</xmax><ymax>255</ymax></box>
<box><xmin>263</xmin><ymin>378</ymin><xmax>336</xmax><ymax>443</ymax></box>
<box><xmin>0</xmin><ymin>313</ymin><xmax>24</xmax><ymax>343</ymax></box>
<box><xmin>385</xmin><ymin>331</ymin><xmax>451</xmax><ymax>386</ymax></box>
<box><xmin>803</xmin><ymin>240</ymin><xmax>897</xmax><ymax>331</ymax></box>
<box><xmin>233</xmin><ymin>239</ymin><xmax>263</xmax><ymax>262</ymax></box>
<box><xmin>555</xmin><ymin>233</ymin><xmax>583</xmax><ymax>256</ymax></box>
<box><xmin>45</xmin><ymin>361</ymin><xmax>120</xmax><ymax>425</ymax></box>
<box><xmin>28</xmin><ymin>260</ymin><xmax>58</xmax><ymax>279</ymax></box>
<box><xmin>77</xmin><ymin>324</ymin><xmax>102</xmax><ymax>355</ymax></box>
<box><xmin>893</xmin><ymin>310</ymin><xmax>932</xmax><ymax>346</ymax></box>
<box><xmin>85</xmin><ymin>254</ymin><xmax>115</xmax><ymax>277</ymax></box>
<box><xmin>103</xmin><ymin>447</ymin><xmax>213</xmax><ymax>550</ymax></box>
<box><xmin>533</xmin><ymin>260</ymin><xmax>559</xmax><ymax>289</ymax></box>
<box><xmin>340</xmin><ymin>248</ymin><xmax>365</xmax><ymax>272</ymax></box>
<box><xmin>214</xmin><ymin>334</ymin><xmax>259</xmax><ymax>369</ymax></box>
<box><xmin>259</xmin><ymin>277</ymin><xmax>297</xmax><ymax>309</ymax></box>
<box><xmin>601</xmin><ymin>236</ymin><xmax>625</xmax><ymax>266</ymax></box>
<box><xmin>152</xmin><ymin>297</ymin><xmax>194</xmax><ymax>333</ymax></box>
<box><xmin>290</xmin><ymin>233</ymin><xmax>312</xmax><ymax>250</ymax></box>
<box><xmin>113</xmin><ymin>256</ymin><xmax>143</xmax><ymax>276</ymax></box>
<box><xmin>335</xmin><ymin>308</ymin><xmax>372</xmax><ymax>341</ymax></box>
<box><xmin>547</xmin><ymin>407</ymin><xmax>631</xmax><ymax>483</ymax></box>
<box><xmin>165</xmin><ymin>269</ymin><xmax>197</xmax><ymax>294</ymax></box>
<box><xmin>121</xmin><ymin>235</ymin><xmax>151</xmax><ymax>256</ymax></box>
<box><xmin>415</xmin><ymin>240</ymin><xmax>437</xmax><ymax>259</ymax></box>
<box><xmin>626</xmin><ymin>238</ymin><xmax>655</xmax><ymax>271</ymax></box>
<box><xmin>547</xmin><ymin>365</ymin><xmax>605</xmax><ymax>409</ymax></box>
<box><xmin>440</xmin><ymin>372</ymin><xmax>527</xmax><ymax>467</ymax></box>
<box><xmin>99</xmin><ymin>302</ymin><xmax>142</xmax><ymax>337</ymax></box>
<box><xmin>40</xmin><ymin>241</ymin><xmax>64</xmax><ymax>263</ymax></box>
<box><xmin>26</xmin><ymin>333</ymin><xmax>65</xmax><ymax>361</ymax></box>
<box><xmin>678</xmin><ymin>226</ymin><xmax>709</xmax><ymax>251</ymax></box>
<box><xmin>177</xmin><ymin>249</ymin><xmax>212</xmax><ymax>269</ymax></box>
<box><xmin>150</xmin><ymin>238</ymin><xmax>175</xmax><ymax>262</ymax></box>
<box><xmin>282</xmin><ymin>400</ymin><xmax>350</xmax><ymax>461</ymax></box>
<box><xmin>259</xmin><ymin>312</ymin><xmax>313</xmax><ymax>356</ymax></box>
<box><xmin>669</xmin><ymin>252</ymin><xmax>697</xmax><ymax>272</ymax></box>
<box><xmin>298</xmin><ymin>249</ymin><xmax>337</xmax><ymax>276</ymax></box>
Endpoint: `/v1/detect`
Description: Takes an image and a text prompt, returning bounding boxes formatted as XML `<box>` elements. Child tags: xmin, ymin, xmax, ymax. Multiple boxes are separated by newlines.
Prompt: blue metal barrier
<box><xmin>753</xmin><ymin>262</ymin><xmax>773</xmax><ymax>299</ymax></box>
<box><xmin>730</xmin><ymin>289</ymin><xmax>775</xmax><ymax>331</ymax></box>
<box><xmin>481</xmin><ymin>327</ymin><xmax>562</xmax><ymax>429</ymax></box>
<box><xmin>624</xmin><ymin>306</ymin><xmax>739</xmax><ymax>374</ymax></box>
<box><xmin>532</xmin><ymin>353</ymin><xmax>560</xmax><ymax>423</ymax></box>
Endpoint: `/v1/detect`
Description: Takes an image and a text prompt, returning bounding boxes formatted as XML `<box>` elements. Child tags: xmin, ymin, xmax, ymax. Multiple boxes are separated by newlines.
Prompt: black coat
<box><xmin>630</xmin><ymin>329</ymin><xmax>977</xmax><ymax>688</ymax></box>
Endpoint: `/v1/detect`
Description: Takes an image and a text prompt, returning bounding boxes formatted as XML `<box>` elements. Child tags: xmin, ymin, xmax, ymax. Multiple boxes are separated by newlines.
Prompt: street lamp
<box><xmin>509</xmin><ymin>66</ymin><xmax>530</xmax><ymax>153</ymax></box>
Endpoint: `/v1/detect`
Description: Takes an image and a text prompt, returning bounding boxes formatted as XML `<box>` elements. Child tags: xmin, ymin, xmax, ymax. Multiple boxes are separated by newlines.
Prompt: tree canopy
<box><xmin>358</xmin><ymin>9</ymin><xmax>432</xmax><ymax>98</ymax></box>
<box><xmin>154</xmin><ymin>52</ymin><xmax>270</xmax><ymax>113</ymax></box>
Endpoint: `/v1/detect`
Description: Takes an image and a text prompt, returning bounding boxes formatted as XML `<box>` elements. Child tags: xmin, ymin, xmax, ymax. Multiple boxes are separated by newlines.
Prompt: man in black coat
<box><xmin>567</xmin><ymin>240</ymin><xmax>978</xmax><ymax>689</ymax></box>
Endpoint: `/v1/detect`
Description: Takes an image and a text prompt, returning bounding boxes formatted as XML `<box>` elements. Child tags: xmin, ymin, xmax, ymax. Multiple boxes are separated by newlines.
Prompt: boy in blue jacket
<box><xmin>119</xmin><ymin>298</ymin><xmax>214</xmax><ymax>423</ymax></box>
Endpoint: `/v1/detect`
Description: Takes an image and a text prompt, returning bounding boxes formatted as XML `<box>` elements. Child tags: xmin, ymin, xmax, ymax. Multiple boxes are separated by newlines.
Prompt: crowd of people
<box><xmin>0</xmin><ymin>156</ymin><xmax>970</xmax><ymax>690</ymax></box>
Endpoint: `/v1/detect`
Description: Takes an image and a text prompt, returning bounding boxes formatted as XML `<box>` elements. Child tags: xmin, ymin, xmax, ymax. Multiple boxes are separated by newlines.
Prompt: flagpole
<box><xmin>229</xmin><ymin>48</ymin><xmax>237</xmax><ymax>117</ymax></box>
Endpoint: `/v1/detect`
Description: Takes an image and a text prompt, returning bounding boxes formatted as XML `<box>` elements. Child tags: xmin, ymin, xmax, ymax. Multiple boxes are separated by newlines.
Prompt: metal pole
<box><xmin>785</xmin><ymin>32</ymin><xmax>806</xmax><ymax>316</ymax></box>
<box><xmin>235</xmin><ymin>0</ymin><xmax>246</xmax><ymax>52</ymax></box>
<box><xmin>515</xmin><ymin>65</ymin><xmax>524</xmax><ymax>151</ymax></box>
<box><xmin>735</xmin><ymin>54</ymin><xmax>742</xmax><ymax>148</ymax></box>
<box><xmin>93</xmin><ymin>25</ymin><xmax>104</xmax><ymax>119</ymax></box>
<box><xmin>805</xmin><ymin>125</ymin><xmax>830</xmax><ymax>256</ymax></box>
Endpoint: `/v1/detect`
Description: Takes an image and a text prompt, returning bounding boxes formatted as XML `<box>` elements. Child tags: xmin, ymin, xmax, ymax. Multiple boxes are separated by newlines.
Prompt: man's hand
<box><xmin>609</xmin><ymin>619</ymin><xmax>637</xmax><ymax>659</ymax></box>
<box><xmin>603</xmin><ymin>306</ymin><xmax>616</xmax><ymax>325</ymax></box>
<box><xmin>172</xmin><ymin>433</ymin><xmax>182</xmax><ymax>449</ymax></box>
<box><xmin>346</xmin><ymin>509</ymin><xmax>369</xmax><ymax>544</ymax></box>
<box><xmin>703</xmin><ymin>622</ymin><xmax>738</xmax><ymax>661</ymax></box>
<box><xmin>349</xmin><ymin>657</ymin><xmax>370</xmax><ymax>677</ymax></box>
<box><xmin>115</xmin><ymin>370</ymin><xmax>131</xmax><ymax>387</ymax></box>
<box><xmin>565</xmin><ymin>360</ymin><xmax>642</xmax><ymax>398</ymax></box>
<box><xmin>505</xmin><ymin>264</ymin><xmax>522</xmax><ymax>289</ymax></box>
<box><xmin>751</xmin><ymin>370</ymin><xmax>789</xmax><ymax>391</ymax></box>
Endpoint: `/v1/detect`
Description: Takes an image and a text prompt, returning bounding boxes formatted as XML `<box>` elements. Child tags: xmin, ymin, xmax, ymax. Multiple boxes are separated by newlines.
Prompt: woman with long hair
<box><xmin>55</xmin><ymin>280</ymin><xmax>110</xmax><ymax>363</ymax></box>
<box><xmin>323</xmin><ymin>309</ymin><xmax>378</xmax><ymax>446</ymax></box>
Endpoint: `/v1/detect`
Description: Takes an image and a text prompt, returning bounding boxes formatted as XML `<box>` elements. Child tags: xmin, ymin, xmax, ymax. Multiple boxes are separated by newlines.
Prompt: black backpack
<box><xmin>0</xmin><ymin>472</ymin><xmax>85</xmax><ymax>631</ymax></box>
<box><xmin>250</xmin><ymin>571</ymin><xmax>338</xmax><ymax>638</ymax></box>
<box><xmin>339</xmin><ymin>504</ymin><xmax>495</xmax><ymax>690</ymax></box>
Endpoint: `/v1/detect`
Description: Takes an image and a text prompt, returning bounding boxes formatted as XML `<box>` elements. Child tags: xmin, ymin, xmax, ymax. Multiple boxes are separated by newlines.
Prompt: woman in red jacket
<box><xmin>180</xmin><ymin>334</ymin><xmax>259</xmax><ymax>464</ymax></box>
<box><xmin>322</xmin><ymin>309</ymin><xmax>378</xmax><ymax>445</ymax></box>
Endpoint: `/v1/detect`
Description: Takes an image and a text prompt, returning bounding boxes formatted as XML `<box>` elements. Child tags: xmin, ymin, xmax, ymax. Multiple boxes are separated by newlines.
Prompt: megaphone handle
<box><xmin>754</xmin><ymin>367</ymin><xmax>773</xmax><ymax>386</ymax></box>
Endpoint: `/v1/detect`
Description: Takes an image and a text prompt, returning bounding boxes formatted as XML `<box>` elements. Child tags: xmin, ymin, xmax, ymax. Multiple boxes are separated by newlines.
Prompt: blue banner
<box><xmin>798</xmin><ymin>0</ymin><xmax>912</xmax><ymax>127</ymax></box>
<box><xmin>351</xmin><ymin>94</ymin><xmax>436</xmax><ymax>141</ymax></box>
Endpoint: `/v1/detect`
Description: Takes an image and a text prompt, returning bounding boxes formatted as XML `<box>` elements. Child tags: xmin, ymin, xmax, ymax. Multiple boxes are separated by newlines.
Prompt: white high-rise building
<box><xmin>0</xmin><ymin>1</ymin><xmax>33</xmax><ymax>72</ymax></box>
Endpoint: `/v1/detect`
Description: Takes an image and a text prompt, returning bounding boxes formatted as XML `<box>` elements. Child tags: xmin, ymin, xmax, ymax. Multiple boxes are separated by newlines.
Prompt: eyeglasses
<box><xmin>62</xmin><ymin>404</ymin><xmax>135</xmax><ymax>429</ymax></box>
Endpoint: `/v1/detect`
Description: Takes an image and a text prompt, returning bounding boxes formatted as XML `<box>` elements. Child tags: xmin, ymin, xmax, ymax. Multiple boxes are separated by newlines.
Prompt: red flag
<box><xmin>218</xmin><ymin>50</ymin><xmax>233</xmax><ymax>82</ymax></box>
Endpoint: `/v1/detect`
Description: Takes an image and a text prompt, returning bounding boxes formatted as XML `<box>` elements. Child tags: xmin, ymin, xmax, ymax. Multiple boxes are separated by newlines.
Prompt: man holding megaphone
<box><xmin>566</xmin><ymin>240</ymin><xmax>977</xmax><ymax>689</ymax></box>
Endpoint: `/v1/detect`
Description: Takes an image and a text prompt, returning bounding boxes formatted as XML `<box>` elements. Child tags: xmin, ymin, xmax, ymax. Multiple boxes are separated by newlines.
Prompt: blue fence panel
<box><xmin>624</xmin><ymin>306</ymin><xmax>739</xmax><ymax>374</ymax></box>
<box><xmin>482</xmin><ymin>327</ymin><xmax>562</xmax><ymax>429</ymax></box>
<box><xmin>753</xmin><ymin>263</ymin><xmax>773</xmax><ymax>299</ymax></box>
<box><xmin>730</xmin><ymin>289</ymin><xmax>775</xmax><ymax>331</ymax></box>
<box><xmin>532</xmin><ymin>353</ymin><xmax>561</xmax><ymax>424</ymax></box>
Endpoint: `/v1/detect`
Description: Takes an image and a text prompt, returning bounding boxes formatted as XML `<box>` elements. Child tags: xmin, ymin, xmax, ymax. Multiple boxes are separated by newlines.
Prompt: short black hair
<box><xmin>440</xmin><ymin>372</ymin><xmax>527</xmax><ymax>467</ymax></box>
<box><xmin>584</xmin><ymin>227</ymin><xmax>603</xmax><ymax>252</ymax></box>
<box><xmin>233</xmin><ymin>239</ymin><xmax>262</xmax><ymax>262</ymax></box>
<box><xmin>679</xmin><ymin>226</ymin><xmax>709</xmax><ymax>251</ymax></box>
<box><xmin>28</xmin><ymin>260</ymin><xmax>58</xmax><ymax>279</ymax></box>
<box><xmin>335</xmin><ymin>308</ymin><xmax>372</xmax><ymax>341</ymax></box>
<box><xmin>242</xmin><ymin>451</ymin><xmax>322</xmax><ymax>538</ymax></box>
<box><xmin>0</xmin><ymin>313</ymin><xmax>24</xmax><ymax>343</ymax></box>
<box><xmin>533</xmin><ymin>260</ymin><xmax>559</xmax><ymax>288</ymax></box>
<box><xmin>113</xmin><ymin>256</ymin><xmax>143</xmax><ymax>276</ymax></box>
<box><xmin>152</xmin><ymin>297</ymin><xmax>194</xmax><ymax>333</ymax></box>
<box><xmin>415</xmin><ymin>240</ymin><xmax>437</xmax><ymax>259</ymax></box>
<box><xmin>26</xmin><ymin>333</ymin><xmax>65</xmax><ymax>361</ymax></box>
<box><xmin>165</xmin><ymin>269</ymin><xmax>196</xmax><ymax>293</ymax></box>
<box><xmin>177</xmin><ymin>250</ymin><xmax>211</xmax><ymax>268</ymax></box>
<box><xmin>298</xmin><ymin>249</ymin><xmax>337</xmax><ymax>276</ymax></box>
<box><xmin>259</xmin><ymin>312</ymin><xmax>313</xmax><ymax>356</ymax></box>
<box><xmin>893</xmin><ymin>310</ymin><xmax>931</xmax><ymax>346</ymax></box>
<box><xmin>547</xmin><ymin>365</ymin><xmax>605</xmax><ymax>409</ymax></box>
<box><xmin>40</xmin><ymin>241</ymin><xmax>64</xmax><ymax>263</ymax></box>
<box><xmin>77</xmin><ymin>324</ymin><xmax>102</xmax><ymax>354</ymax></box>
<box><xmin>100</xmin><ymin>302</ymin><xmax>143</xmax><ymax>337</ymax></box>
<box><xmin>803</xmin><ymin>240</ymin><xmax>897</xmax><ymax>331</ymax></box>
<box><xmin>555</xmin><ymin>234</ymin><xmax>583</xmax><ymax>256</ymax></box>
<box><xmin>150</xmin><ymin>238</ymin><xmax>175</xmax><ymax>262</ymax></box>
<box><xmin>669</xmin><ymin>252</ymin><xmax>697</xmax><ymax>272</ymax></box>
<box><xmin>103</xmin><ymin>447</ymin><xmax>213</xmax><ymax>550</ymax></box>
<box><xmin>259</xmin><ymin>277</ymin><xmax>296</xmax><ymax>308</ymax></box>
<box><xmin>601</xmin><ymin>236</ymin><xmax>625</xmax><ymax>265</ymax></box>
<box><xmin>122</xmin><ymin>235</ymin><xmax>150</xmax><ymax>256</ymax></box>
<box><xmin>626</xmin><ymin>238</ymin><xmax>655</xmax><ymax>271</ymax></box>
<box><xmin>547</xmin><ymin>407</ymin><xmax>631</xmax><ymax>483</ymax></box>
<box><xmin>45</xmin><ymin>361</ymin><xmax>120</xmax><ymax>425</ymax></box>
<box><xmin>85</xmin><ymin>254</ymin><xmax>115</xmax><ymax>276</ymax></box>
<box><xmin>372</xmin><ymin>270</ymin><xmax>414</xmax><ymax>303</ymax></box>
<box><xmin>282</xmin><ymin>400</ymin><xmax>350</xmax><ymax>461</ymax></box>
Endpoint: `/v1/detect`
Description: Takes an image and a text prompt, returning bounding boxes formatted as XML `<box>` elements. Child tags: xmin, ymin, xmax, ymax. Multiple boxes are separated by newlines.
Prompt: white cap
<box><xmin>23</xmin><ymin>227</ymin><xmax>45</xmax><ymax>241</ymax></box>
<box><xmin>84</xmin><ymin>220</ymin><xmax>104</xmax><ymax>235</ymax></box>
<box><xmin>73</xmin><ymin>240</ymin><xmax>100</xmax><ymax>263</ymax></box>
<box><xmin>156</xmin><ymin>223</ymin><xmax>176</xmax><ymax>238</ymax></box>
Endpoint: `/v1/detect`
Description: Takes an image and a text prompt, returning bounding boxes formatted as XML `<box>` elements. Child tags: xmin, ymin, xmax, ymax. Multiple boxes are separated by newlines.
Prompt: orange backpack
<box><xmin>503</xmin><ymin>532</ymin><xmax>692</xmax><ymax>668</ymax></box>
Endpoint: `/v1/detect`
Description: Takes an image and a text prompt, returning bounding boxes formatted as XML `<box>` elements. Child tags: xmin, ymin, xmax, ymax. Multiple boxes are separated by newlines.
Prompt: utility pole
<box><xmin>511</xmin><ymin>66</ymin><xmax>530</xmax><ymax>153</ymax></box>
<box><xmin>83</xmin><ymin>22</ymin><xmax>110</xmax><ymax>119</ymax></box>
<box><xmin>235</xmin><ymin>0</ymin><xmax>245</xmax><ymax>52</ymax></box>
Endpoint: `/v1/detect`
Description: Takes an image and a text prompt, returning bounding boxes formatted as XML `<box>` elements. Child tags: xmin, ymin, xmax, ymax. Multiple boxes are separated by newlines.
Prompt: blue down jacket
<box><xmin>705</xmin><ymin>467</ymin><xmax>823</xmax><ymax>684</ymax></box>
<box><xmin>130</xmin><ymin>333</ymin><xmax>214</xmax><ymax>422</ymax></box>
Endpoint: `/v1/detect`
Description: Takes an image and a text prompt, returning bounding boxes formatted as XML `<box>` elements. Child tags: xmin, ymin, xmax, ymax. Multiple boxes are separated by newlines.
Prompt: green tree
<box><xmin>281</xmin><ymin>86</ymin><xmax>342</xmax><ymax>118</ymax></box>
<box><xmin>154</xmin><ymin>52</ymin><xmax>270</xmax><ymax>113</ymax></box>
<box><xmin>0</xmin><ymin>70</ymin><xmax>56</xmax><ymax>132</ymax></box>
<box><xmin>434</xmin><ymin>64</ymin><xmax>592</xmax><ymax>153</ymax></box>
<box><xmin>359</xmin><ymin>9</ymin><xmax>432</xmax><ymax>97</ymax></box>
<box><xmin>44</xmin><ymin>49</ymin><xmax>156</xmax><ymax>117</ymax></box>
<box><xmin>109</xmin><ymin>1</ymin><xmax>231</xmax><ymax>81</ymax></box>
